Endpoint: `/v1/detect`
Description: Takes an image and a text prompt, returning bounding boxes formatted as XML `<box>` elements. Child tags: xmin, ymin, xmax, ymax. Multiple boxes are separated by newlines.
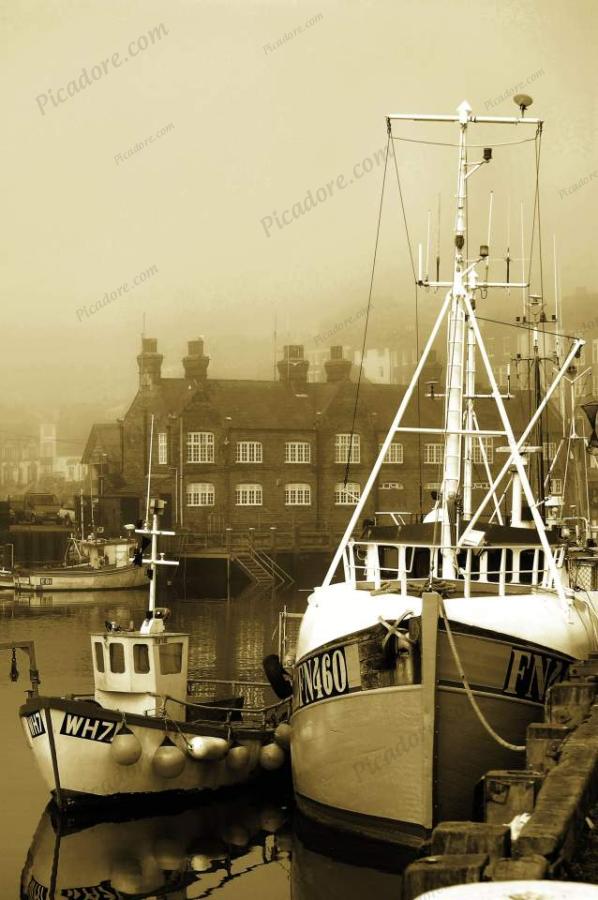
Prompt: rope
<box><xmin>343</xmin><ymin>132</ymin><xmax>390</xmax><ymax>489</ymax></box>
<box><xmin>438</xmin><ymin>597</ymin><xmax>526</xmax><ymax>752</ymax></box>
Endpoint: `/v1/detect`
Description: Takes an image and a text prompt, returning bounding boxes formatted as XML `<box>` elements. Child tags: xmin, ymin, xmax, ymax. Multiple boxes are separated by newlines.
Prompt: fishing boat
<box><xmin>10</xmin><ymin>499</ymin><xmax>290</xmax><ymax>809</ymax></box>
<box><xmin>11</xmin><ymin>533</ymin><xmax>148</xmax><ymax>593</ymax></box>
<box><xmin>287</xmin><ymin>98</ymin><xmax>598</xmax><ymax>845</ymax></box>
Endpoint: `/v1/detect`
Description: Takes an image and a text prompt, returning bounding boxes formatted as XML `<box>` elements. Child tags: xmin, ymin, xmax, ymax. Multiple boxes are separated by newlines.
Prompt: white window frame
<box><xmin>380</xmin><ymin>481</ymin><xmax>404</xmax><ymax>490</ymax></box>
<box><xmin>186</xmin><ymin>482</ymin><xmax>215</xmax><ymax>506</ymax></box>
<box><xmin>284</xmin><ymin>483</ymin><xmax>312</xmax><ymax>506</ymax></box>
<box><xmin>285</xmin><ymin>441</ymin><xmax>311</xmax><ymax>463</ymax></box>
<box><xmin>334</xmin><ymin>482</ymin><xmax>361</xmax><ymax>505</ymax></box>
<box><xmin>158</xmin><ymin>432</ymin><xmax>168</xmax><ymax>465</ymax></box>
<box><xmin>542</xmin><ymin>441</ymin><xmax>556</xmax><ymax>462</ymax></box>
<box><xmin>424</xmin><ymin>443</ymin><xmax>443</xmax><ymax>465</ymax></box>
<box><xmin>550</xmin><ymin>477</ymin><xmax>563</xmax><ymax>495</ymax></box>
<box><xmin>472</xmin><ymin>436</ymin><xmax>494</xmax><ymax>464</ymax></box>
<box><xmin>335</xmin><ymin>434</ymin><xmax>360</xmax><ymax>464</ymax></box>
<box><xmin>235</xmin><ymin>483</ymin><xmax>263</xmax><ymax>506</ymax></box>
<box><xmin>187</xmin><ymin>432</ymin><xmax>214</xmax><ymax>463</ymax></box>
<box><xmin>380</xmin><ymin>442</ymin><xmax>403</xmax><ymax>464</ymax></box>
<box><xmin>235</xmin><ymin>441</ymin><xmax>263</xmax><ymax>464</ymax></box>
<box><xmin>593</xmin><ymin>339</ymin><xmax>598</xmax><ymax>365</ymax></box>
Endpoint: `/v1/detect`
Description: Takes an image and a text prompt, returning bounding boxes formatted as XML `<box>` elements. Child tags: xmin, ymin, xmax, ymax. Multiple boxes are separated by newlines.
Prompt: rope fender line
<box><xmin>438</xmin><ymin>598</ymin><xmax>526</xmax><ymax>752</ymax></box>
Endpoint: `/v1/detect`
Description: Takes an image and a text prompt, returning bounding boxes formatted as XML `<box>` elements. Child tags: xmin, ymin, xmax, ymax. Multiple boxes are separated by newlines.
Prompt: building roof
<box><xmin>81</xmin><ymin>423</ymin><xmax>122</xmax><ymax>464</ymax></box>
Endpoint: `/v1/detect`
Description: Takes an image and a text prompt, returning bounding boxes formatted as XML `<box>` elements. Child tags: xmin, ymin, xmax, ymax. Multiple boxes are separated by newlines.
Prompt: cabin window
<box><xmin>335</xmin><ymin>434</ymin><xmax>360</xmax><ymax>464</ymax></box>
<box><xmin>235</xmin><ymin>441</ymin><xmax>263</xmax><ymax>463</ymax></box>
<box><xmin>109</xmin><ymin>642</ymin><xmax>125</xmax><ymax>674</ymax></box>
<box><xmin>285</xmin><ymin>483</ymin><xmax>311</xmax><ymax>506</ymax></box>
<box><xmin>94</xmin><ymin>641</ymin><xmax>105</xmax><ymax>672</ymax></box>
<box><xmin>424</xmin><ymin>444</ymin><xmax>443</xmax><ymax>465</ymax></box>
<box><xmin>187</xmin><ymin>431</ymin><xmax>214</xmax><ymax>463</ymax></box>
<box><xmin>159</xmin><ymin>642</ymin><xmax>183</xmax><ymax>674</ymax></box>
<box><xmin>285</xmin><ymin>441</ymin><xmax>311</xmax><ymax>463</ymax></box>
<box><xmin>519</xmin><ymin>549</ymin><xmax>535</xmax><ymax>584</ymax></box>
<box><xmin>380</xmin><ymin>442</ymin><xmax>403</xmax><ymax>464</ymax></box>
<box><xmin>133</xmin><ymin>643</ymin><xmax>150</xmax><ymax>674</ymax></box>
<box><xmin>334</xmin><ymin>482</ymin><xmax>361</xmax><ymax>505</ymax></box>
<box><xmin>472</xmin><ymin>437</ymin><xmax>494</xmax><ymax>464</ymax></box>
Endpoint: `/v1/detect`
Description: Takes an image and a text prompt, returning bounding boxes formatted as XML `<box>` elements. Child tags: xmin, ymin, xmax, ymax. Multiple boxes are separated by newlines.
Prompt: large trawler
<box><xmin>289</xmin><ymin>99</ymin><xmax>598</xmax><ymax>845</ymax></box>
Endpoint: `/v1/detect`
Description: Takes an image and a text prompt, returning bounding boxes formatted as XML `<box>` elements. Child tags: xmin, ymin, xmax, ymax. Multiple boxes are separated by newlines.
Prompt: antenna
<box><xmin>425</xmin><ymin>210</ymin><xmax>431</xmax><ymax>282</ymax></box>
<box><xmin>145</xmin><ymin>414</ymin><xmax>155</xmax><ymax>526</ymax></box>
<box><xmin>485</xmin><ymin>191</ymin><xmax>494</xmax><ymax>283</ymax></box>
<box><xmin>520</xmin><ymin>202</ymin><xmax>526</xmax><ymax>318</ymax></box>
<box><xmin>435</xmin><ymin>194</ymin><xmax>441</xmax><ymax>286</ymax></box>
<box><xmin>506</xmin><ymin>194</ymin><xmax>511</xmax><ymax>293</ymax></box>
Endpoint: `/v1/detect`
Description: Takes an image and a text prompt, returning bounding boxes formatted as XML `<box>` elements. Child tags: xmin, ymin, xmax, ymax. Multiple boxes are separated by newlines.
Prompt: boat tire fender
<box><xmin>263</xmin><ymin>654</ymin><xmax>292</xmax><ymax>699</ymax></box>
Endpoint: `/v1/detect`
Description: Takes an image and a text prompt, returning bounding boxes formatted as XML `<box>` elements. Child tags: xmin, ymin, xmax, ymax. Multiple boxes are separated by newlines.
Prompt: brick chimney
<box><xmin>183</xmin><ymin>338</ymin><xmax>210</xmax><ymax>383</ymax></box>
<box><xmin>324</xmin><ymin>345</ymin><xmax>352</xmax><ymax>383</ymax></box>
<box><xmin>137</xmin><ymin>338</ymin><xmax>163</xmax><ymax>389</ymax></box>
<box><xmin>277</xmin><ymin>345</ymin><xmax>309</xmax><ymax>385</ymax></box>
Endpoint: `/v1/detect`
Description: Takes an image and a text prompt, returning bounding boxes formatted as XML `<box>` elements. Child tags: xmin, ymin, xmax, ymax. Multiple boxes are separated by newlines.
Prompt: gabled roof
<box><xmin>81</xmin><ymin>423</ymin><xmax>121</xmax><ymax>464</ymax></box>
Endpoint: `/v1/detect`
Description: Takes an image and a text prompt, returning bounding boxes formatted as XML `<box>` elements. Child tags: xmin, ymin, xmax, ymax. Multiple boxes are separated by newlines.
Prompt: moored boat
<box><xmin>288</xmin><ymin>98</ymin><xmax>598</xmax><ymax>845</ymax></box>
<box><xmin>12</xmin><ymin>499</ymin><xmax>290</xmax><ymax>809</ymax></box>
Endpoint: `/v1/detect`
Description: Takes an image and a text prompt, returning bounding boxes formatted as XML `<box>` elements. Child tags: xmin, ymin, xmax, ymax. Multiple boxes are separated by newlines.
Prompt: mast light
<box><xmin>513</xmin><ymin>94</ymin><xmax>533</xmax><ymax>116</ymax></box>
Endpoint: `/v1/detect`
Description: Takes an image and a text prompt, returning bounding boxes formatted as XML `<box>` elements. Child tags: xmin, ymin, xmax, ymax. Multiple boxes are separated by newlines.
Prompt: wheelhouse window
<box><xmin>380</xmin><ymin>442</ymin><xmax>403</xmax><ymax>464</ymax></box>
<box><xmin>186</xmin><ymin>482</ymin><xmax>215</xmax><ymax>506</ymax></box>
<box><xmin>335</xmin><ymin>434</ymin><xmax>360</xmax><ymax>464</ymax></box>
<box><xmin>158</xmin><ymin>432</ymin><xmax>168</xmax><ymax>464</ymax></box>
<box><xmin>235</xmin><ymin>441</ymin><xmax>263</xmax><ymax>463</ymax></box>
<box><xmin>285</xmin><ymin>483</ymin><xmax>311</xmax><ymax>505</ymax></box>
<box><xmin>335</xmin><ymin>482</ymin><xmax>361</xmax><ymax>505</ymax></box>
<box><xmin>235</xmin><ymin>483</ymin><xmax>263</xmax><ymax>506</ymax></box>
<box><xmin>109</xmin><ymin>642</ymin><xmax>125</xmax><ymax>674</ymax></box>
<box><xmin>472</xmin><ymin>437</ymin><xmax>494</xmax><ymax>464</ymax></box>
<box><xmin>285</xmin><ymin>441</ymin><xmax>311</xmax><ymax>463</ymax></box>
<box><xmin>133</xmin><ymin>644</ymin><xmax>150</xmax><ymax>674</ymax></box>
<box><xmin>187</xmin><ymin>431</ymin><xmax>214</xmax><ymax>463</ymax></box>
<box><xmin>94</xmin><ymin>641</ymin><xmax>105</xmax><ymax>672</ymax></box>
<box><xmin>424</xmin><ymin>444</ymin><xmax>443</xmax><ymax>465</ymax></box>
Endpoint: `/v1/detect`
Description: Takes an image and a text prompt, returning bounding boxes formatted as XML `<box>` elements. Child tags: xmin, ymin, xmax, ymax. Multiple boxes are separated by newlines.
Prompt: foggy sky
<box><xmin>2</xmin><ymin>0</ymin><xmax>597</xmax><ymax>423</ymax></box>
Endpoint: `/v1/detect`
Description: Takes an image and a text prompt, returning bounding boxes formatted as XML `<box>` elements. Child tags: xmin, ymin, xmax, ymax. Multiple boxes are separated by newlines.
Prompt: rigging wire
<box><xmin>391</xmin><ymin>134</ymin><xmax>538</xmax><ymax>149</ymax></box>
<box><xmin>343</xmin><ymin>133</ymin><xmax>391</xmax><ymax>489</ymax></box>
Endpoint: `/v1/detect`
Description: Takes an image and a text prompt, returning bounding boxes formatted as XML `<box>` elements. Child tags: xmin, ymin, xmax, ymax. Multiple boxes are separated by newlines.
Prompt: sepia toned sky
<box><xmin>1</xmin><ymin>0</ymin><xmax>597</xmax><ymax>417</ymax></box>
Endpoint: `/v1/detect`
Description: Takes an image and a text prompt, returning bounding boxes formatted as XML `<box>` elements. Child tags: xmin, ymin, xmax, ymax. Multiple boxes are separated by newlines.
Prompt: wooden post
<box><xmin>421</xmin><ymin>590</ymin><xmax>440</xmax><ymax>829</ymax></box>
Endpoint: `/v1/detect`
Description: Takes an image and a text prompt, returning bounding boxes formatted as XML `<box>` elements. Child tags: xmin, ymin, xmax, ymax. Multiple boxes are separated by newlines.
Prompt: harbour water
<box><xmin>0</xmin><ymin>584</ymin><xmax>413</xmax><ymax>898</ymax></box>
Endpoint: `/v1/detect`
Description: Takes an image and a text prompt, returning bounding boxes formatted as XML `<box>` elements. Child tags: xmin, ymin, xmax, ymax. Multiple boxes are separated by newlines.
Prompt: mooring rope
<box><xmin>438</xmin><ymin>597</ymin><xmax>526</xmax><ymax>752</ymax></box>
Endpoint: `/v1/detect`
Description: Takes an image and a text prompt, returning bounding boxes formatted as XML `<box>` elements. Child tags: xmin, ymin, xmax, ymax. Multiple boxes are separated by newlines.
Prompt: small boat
<box><xmin>288</xmin><ymin>98</ymin><xmax>598</xmax><ymax>845</ymax></box>
<box><xmin>10</xmin><ymin>533</ymin><xmax>148</xmax><ymax>593</ymax></box>
<box><xmin>12</xmin><ymin>498</ymin><xmax>290</xmax><ymax>809</ymax></box>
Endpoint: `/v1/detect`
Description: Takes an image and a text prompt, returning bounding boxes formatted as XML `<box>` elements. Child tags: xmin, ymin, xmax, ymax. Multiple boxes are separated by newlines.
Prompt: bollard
<box><xmin>526</xmin><ymin>722</ymin><xmax>570</xmax><ymax>773</ymax></box>
<box><xmin>431</xmin><ymin>821</ymin><xmax>510</xmax><ymax>859</ymax></box>
<box><xmin>482</xmin><ymin>771</ymin><xmax>544</xmax><ymax>824</ymax></box>
<box><xmin>546</xmin><ymin>681</ymin><xmax>597</xmax><ymax>728</ymax></box>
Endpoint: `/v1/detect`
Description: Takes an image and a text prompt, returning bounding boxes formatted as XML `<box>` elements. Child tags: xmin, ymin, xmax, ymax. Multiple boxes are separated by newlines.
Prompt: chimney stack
<box><xmin>277</xmin><ymin>345</ymin><xmax>309</xmax><ymax>385</ymax></box>
<box><xmin>137</xmin><ymin>338</ymin><xmax>163</xmax><ymax>390</ymax></box>
<box><xmin>183</xmin><ymin>338</ymin><xmax>210</xmax><ymax>383</ymax></box>
<box><xmin>325</xmin><ymin>345</ymin><xmax>352</xmax><ymax>382</ymax></box>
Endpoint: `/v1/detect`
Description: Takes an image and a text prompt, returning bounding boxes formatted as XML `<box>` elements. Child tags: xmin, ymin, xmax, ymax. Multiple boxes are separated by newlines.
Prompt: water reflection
<box><xmin>21</xmin><ymin>795</ymin><xmax>416</xmax><ymax>900</ymax></box>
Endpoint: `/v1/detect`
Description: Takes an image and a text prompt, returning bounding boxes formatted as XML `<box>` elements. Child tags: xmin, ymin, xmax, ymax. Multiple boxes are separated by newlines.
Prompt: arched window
<box><xmin>334</xmin><ymin>482</ymin><xmax>361</xmax><ymax>505</ymax></box>
<box><xmin>285</xmin><ymin>483</ymin><xmax>311</xmax><ymax>506</ymax></box>
<box><xmin>186</xmin><ymin>483</ymin><xmax>215</xmax><ymax>506</ymax></box>
<box><xmin>235</xmin><ymin>483</ymin><xmax>263</xmax><ymax>506</ymax></box>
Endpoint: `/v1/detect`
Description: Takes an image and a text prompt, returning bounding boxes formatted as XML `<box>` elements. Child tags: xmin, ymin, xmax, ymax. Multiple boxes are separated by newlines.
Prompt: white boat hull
<box><xmin>21</xmin><ymin>697</ymin><xmax>284</xmax><ymax>804</ymax></box>
<box><xmin>14</xmin><ymin>564</ymin><xmax>147</xmax><ymax>592</ymax></box>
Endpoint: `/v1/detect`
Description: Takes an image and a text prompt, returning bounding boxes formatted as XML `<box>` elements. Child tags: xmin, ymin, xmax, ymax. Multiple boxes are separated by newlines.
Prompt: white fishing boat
<box><xmin>9</xmin><ymin>499</ymin><xmax>290</xmax><ymax>809</ymax></box>
<box><xmin>288</xmin><ymin>98</ymin><xmax>598</xmax><ymax>845</ymax></box>
<box><xmin>11</xmin><ymin>534</ymin><xmax>149</xmax><ymax>593</ymax></box>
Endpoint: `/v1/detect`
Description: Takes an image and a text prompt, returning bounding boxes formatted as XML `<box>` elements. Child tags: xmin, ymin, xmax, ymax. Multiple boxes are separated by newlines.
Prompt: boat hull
<box><xmin>14</xmin><ymin>564</ymin><xmax>147</xmax><ymax>592</ymax></box>
<box><xmin>290</xmin><ymin>610</ymin><xmax>573</xmax><ymax>844</ymax></box>
<box><xmin>20</xmin><ymin>696</ymin><xmax>285</xmax><ymax>805</ymax></box>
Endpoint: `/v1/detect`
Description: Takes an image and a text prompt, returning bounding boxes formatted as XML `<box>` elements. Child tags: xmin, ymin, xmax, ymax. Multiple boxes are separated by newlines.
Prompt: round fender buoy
<box><xmin>273</xmin><ymin>722</ymin><xmax>291</xmax><ymax>750</ymax></box>
<box><xmin>259</xmin><ymin>742</ymin><xmax>285</xmax><ymax>771</ymax></box>
<box><xmin>190</xmin><ymin>840</ymin><xmax>227</xmax><ymax>872</ymax></box>
<box><xmin>110</xmin><ymin>723</ymin><xmax>142</xmax><ymax>766</ymax></box>
<box><xmin>187</xmin><ymin>735</ymin><xmax>229</xmax><ymax>761</ymax></box>
<box><xmin>226</xmin><ymin>744</ymin><xmax>250</xmax><ymax>771</ymax></box>
<box><xmin>152</xmin><ymin>736</ymin><xmax>186</xmax><ymax>779</ymax></box>
<box><xmin>153</xmin><ymin>836</ymin><xmax>185</xmax><ymax>871</ymax></box>
<box><xmin>259</xmin><ymin>805</ymin><xmax>286</xmax><ymax>833</ymax></box>
<box><xmin>263</xmin><ymin>654</ymin><xmax>292</xmax><ymax>699</ymax></box>
<box><xmin>110</xmin><ymin>855</ymin><xmax>162</xmax><ymax>895</ymax></box>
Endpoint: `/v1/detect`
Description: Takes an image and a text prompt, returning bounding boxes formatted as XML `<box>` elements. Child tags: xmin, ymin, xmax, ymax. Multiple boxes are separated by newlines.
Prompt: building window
<box><xmin>424</xmin><ymin>481</ymin><xmax>440</xmax><ymax>491</ymax></box>
<box><xmin>496</xmin><ymin>364</ymin><xmax>510</xmax><ymax>389</ymax></box>
<box><xmin>158</xmin><ymin>432</ymin><xmax>168</xmax><ymax>465</ymax></box>
<box><xmin>380</xmin><ymin>442</ymin><xmax>403</xmax><ymax>464</ymax></box>
<box><xmin>285</xmin><ymin>483</ymin><xmax>311</xmax><ymax>505</ymax></box>
<box><xmin>550</xmin><ymin>478</ymin><xmax>563</xmax><ymax>495</ymax></box>
<box><xmin>235</xmin><ymin>483</ymin><xmax>263</xmax><ymax>506</ymax></box>
<box><xmin>472</xmin><ymin>437</ymin><xmax>494</xmax><ymax>464</ymax></box>
<box><xmin>593</xmin><ymin>339</ymin><xmax>598</xmax><ymax>365</ymax></box>
<box><xmin>187</xmin><ymin>431</ymin><xmax>214</xmax><ymax>463</ymax></box>
<box><xmin>285</xmin><ymin>441</ymin><xmax>311</xmax><ymax>463</ymax></box>
<box><xmin>335</xmin><ymin>434</ymin><xmax>360</xmax><ymax>464</ymax></box>
<box><xmin>593</xmin><ymin>373</ymin><xmax>598</xmax><ymax>395</ymax></box>
<box><xmin>186</xmin><ymin>482</ymin><xmax>215</xmax><ymax>506</ymax></box>
<box><xmin>235</xmin><ymin>441</ymin><xmax>263</xmax><ymax>463</ymax></box>
<box><xmin>542</xmin><ymin>441</ymin><xmax>556</xmax><ymax>462</ymax></box>
<box><xmin>334</xmin><ymin>482</ymin><xmax>361</xmax><ymax>505</ymax></box>
<box><xmin>424</xmin><ymin>443</ymin><xmax>443</xmax><ymax>465</ymax></box>
<box><xmin>380</xmin><ymin>481</ymin><xmax>404</xmax><ymax>490</ymax></box>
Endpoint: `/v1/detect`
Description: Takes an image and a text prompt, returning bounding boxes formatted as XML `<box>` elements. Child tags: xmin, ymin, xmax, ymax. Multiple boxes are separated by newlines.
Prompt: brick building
<box><xmin>83</xmin><ymin>337</ymin><xmax>573</xmax><ymax>541</ymax></box>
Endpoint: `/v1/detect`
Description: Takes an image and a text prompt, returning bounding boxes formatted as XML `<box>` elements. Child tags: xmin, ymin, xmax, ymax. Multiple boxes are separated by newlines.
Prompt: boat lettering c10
<box><xmin>503</xmin><ymin>647</ymin><xmax>568</xmax><ymax>703</ymax></box>
<box><xmin>296</xmin><ymin>644</ymin><xmax>360</xmax><ymax>707</ymax></box>
<box><xmin>59</xmin><ymin>713</ymin><xmax>118</xmax><ymax>743</ymax></box>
